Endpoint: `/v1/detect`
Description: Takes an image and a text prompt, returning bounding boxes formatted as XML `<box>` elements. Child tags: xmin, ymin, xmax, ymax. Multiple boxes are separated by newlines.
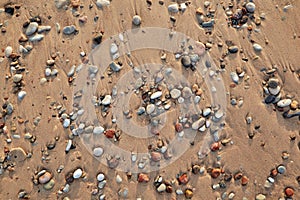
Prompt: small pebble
<box><xmin>132</xmin><ymin>15</ymin><xmax>142</xmax><ymax>26</ymax></box>
<box><xmin>96</xmin><ymin>0</ymin><xmax>110</xmax><ymax>8</ymax></box>
<box><xmin>63</xmin><ymin>25</ymin><xmax>76</xmax><ymax>35</ymax></box>
<box><xmin>43</xmin><ymin>179</ymin><xmax>55</xmax><ymax>190</ymax></box>
<box><xmin>246</xmin><ymin>2</ymin><xmax>256</xmax><ymax>13</ymax></box>
<box><xmin>157</xmin><ymin>183</ymin><xmax>166</xmax><ymax>192</ymax></box>
<box><xmin>18</xmin><ymin>91</ymin><xmax>27</xmax><ymax>101</ymax></box>
<box><xmin>97</xmin><ymin>173</ymin><xmax>105</xmax><ymax>182</ymax></box>
<box><xmin>228</xmin><ymin>46</ymin><xmax>239</xmax><ymax>53</ymax></box>
<box><xmin>25</xmin><ymin>22</ymin><xmax>39</xmax><ymax>36</ymax></box>
<box><xmin>277</xmin><ymin>165</ymin><xmax>286</xmax><ymax>174</ymax></box>
<box><xmin>253</xmin><ymin>43</ymin><xmax>262</xmax><ymax>52</ymax></box>
<box><xmin>5</xmin><ymin>46</ymin><xmax>13</xmax><ymax>58</ymax></box>
<box><xmin>73</xmin><ymin>168</ymin><xmax>83</xmax><ymax>179</ymax></box>
<box><xmin>93</xmin><ymin>147</ymin><xmax>104</xmax><ymax>157</ymax></box>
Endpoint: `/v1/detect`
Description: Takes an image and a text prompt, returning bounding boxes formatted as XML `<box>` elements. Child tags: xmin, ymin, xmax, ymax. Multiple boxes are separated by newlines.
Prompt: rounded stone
<box><xmin>110</xmin><ymin>43</ymin><xmax>118</xmax><ymax>54</ymax></box>
<box><xmin>181</xmin><ymin>56</ymin><xmax>191</xmax><ymax>67</ymax></box>
<box><xmin>157</xmin><ymin>183</ymin><xmax>166</xmax><ymax>192</ymax></box>
<box><xmin>146</xmin><ymin>104</ymin><xmax>155</xmax><ymax>114</ymax></box>
<box><xmin>39</xmin><ymin>172</ymin><xmax>52</xmax><ymax>184</ymax></box>
<box><xmin>267</xmin><ymin>78</ymin><xmax>279</xmax><ymax>88</ymax></box>
<box><xmin>102</xmin><ymin>95</ymin><xmax>112</xmax><ymax>105</ymax></box>
<box><xmin>228</xmin><ymin>45</ymin><xmax>239</xmax><ymax>53</ymax></box>
<box><xmin>93</xmin><ymin>147</ymin><xmax>104</xmax><ymax>157</ymax></box>
<box><xmin>132</xmin><ymin>15</ymin><xmax>142</xmax><ymax>26</ymax></box>
<box><xmin>168</xmin><ymin>4</ymin><xmax>179</xmax><ymax>13</ymax></box>
<box><xmin>25</xmin><ymin>22</ymin><xmax>38</xmax><ymax>36</ymax></box>
<box><xmin>96</xmin><ymin>0</ymin><xmax>110</xmax><ymax>8</ymax></box>
<box><xmin>43</xmin><ymin>179</ymin><xmax>55</xmax><ymax>190</ymax></box>
<box><xmin>63</xmin><ymin>25</ymin><xmax>76</xmax><ymax>35</ymax></box>
<box><xmin>264</xmin><ymin>95</ymin><xmax>275</xmax><ymax>104</ymax></box>
<box><xmin>246</xmin><ymin>2</ymin><xmax>256</xmax><ymax>13</ymax></box>
<box><xmin>253</xmin><ymin>43</ymin><xmax>262</xmax><ymax>52</ymax></box>
<box><xmin>5</xmin><ymin>46</ymin><xmax>13</xmax><ymax>58</ymax></box>
<box><xmin>182</xmin><ymin>87</ymin><xmax>192</xmax><ymax>98</ymax></box>
<box><xmin>73</xmin><ymin>168</ymin><xmax>83</xmax><ymax>179</ymax></box>
<box><xmin>255</xmin><ymin>194</ymin><xmax>266</xmax><ymax>200</ymax></box>
<box><xmin>97</xmin><ymin>173</ymin><xmax>105</xmax><ymax>182</ymax></box>
<box><xmin>150</xmin><ymin>91</ymin><xmax>162</xmax><ymax>99</ymax></box>
<box><xmin>277</xmin><ymin>99</ymin><xmax>292</xmax><ymax>108</ymax></box>
<box><xmin>93</xmin><ymin>126</ymin><xmax>104</xmax><ymax>134</ymax></box>
<box><xmin>170</xmin><ymin>88</ymin><xmax>181</xmax><ymax>99</ymax></box>
<box><xmin>277</xmin><ymin>165</ymin><xmax>286</xmax><ymax>174</ymax></box>
<box><xmin>268</xmin><ymin>86</ymin><xmax>281</xmax><ymax>95</ymax></box>
<box><xmin>13</xmin><ymin>74</ymin><xmax>23</xmax><ymax>83</ymax></box>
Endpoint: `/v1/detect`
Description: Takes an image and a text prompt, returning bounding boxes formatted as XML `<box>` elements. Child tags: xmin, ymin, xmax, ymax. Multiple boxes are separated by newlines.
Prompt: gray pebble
<box><xmin>137</xmin><ymin>107</ymin><xmax>146</xmax><ymax>115</ymax></box>
<box><xmin>54</xmin><ymin>0</ymin><xmax>70</xmax><ymax>9</ymax></box>
<box><xmin>96</xmin><ymin>0</ymin><xmax>110</xmax><ymax>8</ymax></box>
<box><xmin>13</xmin><ymin>74</ymin><xmax>23</xmax><ymax>83</ymax></box>
<box><xmin>277</xmin><ymin>165</ymin><xmax>286</xmax><ymax>174</ymax></box>
<box><xmin>168</xmin><ymin>4</ymin><xmax>179</xmax><ymax>13</ymax></box>
<box><xmin>132</xmin><ymin>15</ymin><xmax>142</xmax><ymax>26</ymax></box>
<box><xmin>29</xmin><ymin>34</ymin><xmax>44</xmax><ymax>42</ymax></box>
<box><xmin>202</xmin><ymin>19</ymin><xmax>214</xmax><ymax>27</ymax></box>
<box><xmin>228</xmin><ymin>46</ymin><xmax>239</xmax><ymax>53</ymax></box>
<box><xmin>93</xmin><ymin>147</ymin><xmax>104</xmax><ymax>157</ymax></box>
<box><xmin>5</xmin><ymin>46</ymin><xmax>12</xmax><ymax>58</ymax></box>
<box><xmin>63</xmin><ymin>25</ymin><xmax>76</xmax><ymax>35</ymax></box>
<box><xmin>18</xmin><ymin>91</ymin><xmax>27</xmax><ymax>101</ymax></box>
<box><xmin>246</xmin><ymin>2</ymin><xmax>256</xmax><ymax>13</ymax></box>
<box><xmin>230</xmin><ymin>72</ymin><xmax>239</xmax><ymax>83</ymax></box>
<box><xmin>181</xmin><ymin>56</ymin><xmax>191</xmax><ymax>67</ymax></box>
<box><xmin>253</xmin><ymin>43</ymin><xmax>262</xmax><ymax>52</ymax></box>
<box><xmin>25</xmin><ymin>22</ymin><xmax>39</xmax><ymax>36</ymax></box>
<box><xmin>170</xmin><ymin>88</ymin><xmax>181</xmax><ymax>99</ymax></box>
<box><xmin>73</xmin><ymin>168</ymin><xmax>83</xmax><ymax>179</ymax></box>
<box><xmin>109</xmin><ymin>61</ymin><xmax>122</xmax><ymax>72</ymax></box>
<box><xmin>38</xmin><ymin>25</ymin><xmax>51</xmax><ymax>33</ymax></box>
<box><xmin>93</xmin><ymin>126</ymin><xmax>104</xmax><ymax>134</ymax></box>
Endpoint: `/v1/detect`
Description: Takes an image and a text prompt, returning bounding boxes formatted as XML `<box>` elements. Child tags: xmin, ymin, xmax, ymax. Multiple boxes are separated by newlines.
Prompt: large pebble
<box><xmin>277</xmin><ymin>99</ymin><xmax>292</xmax><ymax>107</ymax></box>
<box><xmin>39</xmin><ymin>172</ymin><xmax>52</xmax><ymax>184</ymax></box>
<box><xmin>73</xmin><ymin>168</ymin><xmax>83</xmax><ymax>179</ymax></box>
<box><xmin>246</xmin><ymin>2</ymin><xmax>256</xmax><ymax>13</ymax></box>
<box><xmin>102</xmin><ymin>95</ymin><xmax>112</xmax><ymax>105</ymax></box>
<box><xmin>228</xmin><ymin>46</ymin><xmax>239</xmax><ymax>53</ymax></box>
<box><xmin>268</xmin><ymin>86</ymin><xmax>281</xmax><ymax>95</ymax></box>
<box><xmin>231</xmin><ymin>72</ymin><xmax>239</xmax><ymax>83</ymax></box>
<box><xmin>170</xmin><ymin>88</ymin><xmax>181</xmax><ymax>99</ymax></box>
<box><xmin>132</xmin><ymin>15</ymin><xmax>142</xmax><ymax>26</ymax></box>
<box><xmin>25</xmin><ymin>22</ymin><xmax>39</xmax><ymax>36</ymax></box>
<box><xmin>18</xmin><ymin>91</ymin><xmax>27</xmax><ymax>101</ymax></box>
<box><xmin>93</xmin><ymin>126</ymin><xmax>104</xmax><ymax>134</ymax></box>
<box><xmin>168</xmin><ymin>4</ymin><xmax>179</xmax><ymax>13</ymax></box>
<box><xmin>38</xmin><ymin>25</ymin><xmax>51</xmax><ymax>33</ymax></box>
<box><xmin>63</xmin><ymin>25</ymin><xmax>76</xmax><ymax>35</ymax></box>
<box><xmin>253</xmin><ymin>43</ymin><xmax>262</xmax><ymax>52</ymax></box>
<box><xmin>93</xmin><ymin>147</ymin><xmax>104</xmax><ymax>157</ymax></box>
<box><xmin>264</xmin><ymin>95</ymin><xmax>275</xmax><ymax>104</ymax></box>
<box><xmin>151</xmin><ymin>152</ymin><xmax>162</xmax><ymax>162</ymax></box>
<box><xmin>5</xmin><ymin>46</ymin><xmax>13</xmax><ymax>58</ymax></box>
<box><xmin>151</xmin><ymin>91</ymin><xmax>162</xmax><ymax>99</ymax></box>
<box><xmin>13</xmin><ymin>74</ymin><xmax>23</xmax><ymax>83</ymax></box>
<box><xmin>43</xmin><ymin>179</ymin><xmax>55</xmax><ymax>190</ymax></box>
<box><xmin>29</xmin><ymin>34</ymin><xmax>44</xmax><ymax>42</ymax></box>
<box><xmin>96</xmin><ymin>0</ymin><xmax>110</xmax><ymax>8</ymax></box>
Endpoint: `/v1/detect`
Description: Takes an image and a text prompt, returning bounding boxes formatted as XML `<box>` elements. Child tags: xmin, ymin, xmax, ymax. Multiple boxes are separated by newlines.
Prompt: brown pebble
<box><xmin>241</xmin><ymin>175</ymin><xmax>249</xmax><ymax>186</ymax></box>
<box><xmin>138</xmin><ymin>173</ymin><xmax>149</xmax><ymax>183</ymax></box>
<box><xmin>151</xmin><ymin>152</ymin><xmax>162</xmax><ymax>162</ymax></box>
<box><xmin>284</xmin><ymin>187</ymin><xmax>294</xmax><ymax>197</ymax></box>
<box><xmin>175</xmin><ymin>123</ymin><xmax>183</xmax><ymax>132</ymax></box>
<box><xmin>104</xmin><ymin>129</ymin><xmax>115</xmax><ymax>138</ymax></box>
<box><xmin>38</xmin><ymin>172</ymin><xmax>52</xmax><ymax>184</ymax></box>
<box><xmin>211</xmin><ymin>168</ymin><xmax>221</xmax><ymax>178</ymax></box>
<box><xmin>210</xmin><ymin>142</ymin><xmax>220</xmax><ymax>151</ymax></box>
<box><xmin>290</xmin><ymin>100</ymin><xmax>299</xmax><ymax>110</ymax></box>
<box><xmin>178</xmin><ymin>173</ymin><xmax>189</xmax><ymax>185</ymax></box>
<box><xmin>270</xmin><ymin>168</ymin><xmax>278</xmax><ymax>178</ymax></box>
<box><xmin>236</xmin><ymin>67</ymin><xmax>243</xmax><ymax>74</ymax></box>
<box><xmin>234</xmin><ymin>172</ymin><xmax>243</xmax><ymax>180</ymax></box>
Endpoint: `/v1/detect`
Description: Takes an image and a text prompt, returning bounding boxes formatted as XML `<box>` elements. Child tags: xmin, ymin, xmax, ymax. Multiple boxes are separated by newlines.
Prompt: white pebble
<box><xmin>73</xmin><ymin>168</ymin><xmax>83</xmax><ymax>179</ymax></box>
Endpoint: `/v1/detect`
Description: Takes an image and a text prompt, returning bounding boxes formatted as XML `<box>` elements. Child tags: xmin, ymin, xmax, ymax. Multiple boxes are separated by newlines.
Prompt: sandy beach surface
<box><xmin>0</xmin><ymin>0</ymin><xmax>299</xmax><ymax>199</ymax></box>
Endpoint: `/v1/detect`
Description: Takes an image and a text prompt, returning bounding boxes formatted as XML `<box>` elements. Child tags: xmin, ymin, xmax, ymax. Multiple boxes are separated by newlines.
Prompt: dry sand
<box><xmin>0</xmin><ymin>0</ymin><xmax>299</xmax><ymax>199</ymax></box>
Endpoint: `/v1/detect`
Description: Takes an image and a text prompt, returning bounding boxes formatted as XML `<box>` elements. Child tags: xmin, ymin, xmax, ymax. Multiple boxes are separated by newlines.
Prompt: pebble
<box><xmin>29</xmin><ymin>34</ymin><xmax>44</xmax><ymax>42</ymax></box>
<box><xmin>151</xmin><ymin>91</ymin><xmax>162</xmax><ymax>99</ymax></box>
<box><xmin>25</xmin><ymin>22</ymin><xmax>39</xmax><ymax>36</ymax></box>
<box><xmin>132</xmin><ymin>15</ymin><xmax>142</xmax><ymax>26</ymax></box>
<box><xmin>230</xmin><ymin>72</ymin><xmax>239</xmax><ymax>83</ymax></box>
<box><xmin>246</xmin><ymin>2</ymin><xmax>256</xmax><ymax>13</ymax></box>
<box><xmin>277</xmin><ymin>99</ymin><xmax>292</xmax><ymax>107</ymax></box>
<box><xmin>98</xmin><ymin>180</ymin><xmax>107</xmax><ymax>188</ymax></box>
<box><xmin>181</xmin><ymin>56</ymin><xmax>191</xmax><ymax>67</ymax></box>
<box><xmin>138</xmin><ymin>173</ymin><xmax>150</xmax><ymax>182</ymax></box>
<box><xmin>9</xmin><ymin>147</ymin><xmax>27</xmax><ymax>161</ymax></box>
<box><xmin>63</xmin><ymin>25</ymin><xmax>76</xmax><ymax>35</ymax></box>
<box><xmin>110</xmin><ymin>43</ymin><xmax>118</xmax><ymax>54</ymax></box>
<box><xmin>96</xmin><ymin>0</ymin><xmax>110</xmax><ymax>8</ymax></box>
<box><xmin>253</xmin><ymin>43</ymin><xmax>262</xmax><ymax>52</ymax></box>
<box><xmin>116</xmin><ymin>175</ymin><xmax>122</xmax><ymax>183</ymax></box>
<box><xmin>268</xmin><ymin>86</ymin><xmax>281</xmax><ymax>95</ymax></box>
<box><xmin>170</xmin><ymin>88</ymin><xmax>181</xmax><ymax>99</ymax></box>
<box><xmin>102</xmin><ymin>95</ymin><xmax>112</xmax><ymax>105</ymax></box>
<box><xmin>255</xmin><ymin>194</ymin><xmax>266</xmax><ymax>200</ymax></box>
<box><xmin>55</xmin><ymin>0</ymin><xmax>70</xmax><ymax>9</ymax></box>
<box><xmin>43</xmin><ymin>179</ymin><xmax>55</xmax><ymax>190</ymax></box>
<box><xmin>63</xmin><ymin>118</ymin><xmax>70</xmax><ymax>128</ymax></box>
<box><xmin>182</xmin><ymin>87</ymin><xmax>192</xmax><ymax>98</ymax></box>
<box><xmin>285</xmin><ymin>187</ymin><xmax>294</xmax><ymax>197</ymax></box>
<box><xmin>264</xmin><ymin>95</ymin><xmax>275</xmax><ymax>104</ymax></box>
<box><xmin>268</xmin><ymin>78</ymin><xmax>279</xmax><ymax>88</ymax></box>
<box><xmin>185</xmin><ymin>188</ymin><xmax>193</xmax><ymax>199</ymax></box>
<box><xmin>228</xmin><ymin>46</ymin><xmax>239</xmax><ymax>53</ymax></box>
<box><xmin>168</xmin><ymin>4</ymin><xmax>179</xmax><ymax>13</ymax></box>
<box><xmin>18</xmin><ymin>91</ymin><xmax>27</xmax><ymax>101</ymax></box>
<box><xmin>109</xmin><ymin>61</ymin><xmax>122</xmax><ymax>72</ymax></box>
<box><xmin>45</xmin><ymin>68</ymin><xmax>51</xmax><ymax>76</ymax></box>
<box><xmin>5</xmin><ymin>46</ymin><xmax>13</xmax><ymax>58</ymax></box>
<box><xmin>38</xmin><ymin>25</ymin><xmax>51</xmax><ymax>33</ymax></box>
<box><xmin>93</xmin><ymin>126</ymin><xmax>104</xmax><ymax>134</ymax></box>
<box><xmin>13</xmin><ymin>74</ymin><xmax>23</xmax><ymax>83</ymax></box>
<box><xmin>93</xmin><ymin>147</ymin><xmax>104</xmax><ymax>157</ymax></box>
<box><xmin>157</xmin><ymin>183</ymin><xmax>166</xmax><ymax>192</ymax></box>
<box><xmin>73</xmin><ymin>168</ymin><xmax>83</xmax><ymax>179</ymax></box>
<box><xmin>151</xmin><ymin>152</ymin><xmax>162</xmax><ymax>162</ymax></box>
<box><xmin>39</xmin><ymin>172</ymin><xmax>52</xmax><ymax>184</ymax></box>
<box><xmin>118</xmin><ymin>187</ymin><xmax>129</xmax><ymax>198</ymax></box>
<box><xmin>137</xmin><ymin>107</ymin><xmax>145</xmax><ymax>115</ymax></box>
<box><xmin>290</xmin><ymin>100</ymin><xmax>298</xmax><ymax>109</ymax></box>
<box><xmin>277</xmin><ymin>165</ymin><xmax>286</xmax><ymax>174</ymax></box>
<box><xmin>192</xmin><ymin>118</ymin><xmax>206</xmax><ymax>130</ymax></box>
<box><xmin>146</xmin><ymin>104</ymin><xmax>155</xmax><ymax>114</ymax></box>
<box><xmin>97</xmin><ymin>173</ymin><xmax>105</xmax><ymax>182</ymax></box>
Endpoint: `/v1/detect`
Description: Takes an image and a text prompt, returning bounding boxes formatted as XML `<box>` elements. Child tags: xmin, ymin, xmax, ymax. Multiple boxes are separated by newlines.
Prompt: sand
<box><xmin>0</xmin><ymin>0</ymin><xmax>299</xmax><ymax>199</ymax></box>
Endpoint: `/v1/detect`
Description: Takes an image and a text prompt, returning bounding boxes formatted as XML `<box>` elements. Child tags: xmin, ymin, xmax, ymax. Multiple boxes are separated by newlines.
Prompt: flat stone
<box><xmin>38</xmin><ymin>25</ymin><xmax>51</xmax><ymax>33</ymax></box>
<box><xmin>268</xmin><ymin>86</ymin><xmax>281</xmax><ymax>95</ymax></box>
<box><xmin>45</xmin><ymin>68</ymin><xmax>51</xmax><ymax>76</ymax></box>
<box><xmin>13</xmin><ymin>74</ymin><xmax>23</xmax><ymax>83</ymax></box>
<box><xmin>5</xmin><ymin>46</ymin><xmax>12</xmax><ymax>58</ymax></box>
<box><xmin>93</xmin><ymin>126</ymin><xmax>104</xmax><ymax>134</ymax></box>
<box><xmin>93</xmin><ymin>147</ymin><xmax>104</xmax><ymax>157</ymax></box>
<box><xmin>265</xmin><ymin>95</ymin><xmax>276</xmax><ymax>104</ymax></box>
<box><xmin>228</xmin><ymin>46</ymin><xmax>239</xmax><ymax>53</ymax></box>
<box><xmin>25</xmin><ymin>22</ymin><xmax>39</xmax><ymax>36</ymax></box>
<box><xmin>246</xmin><ymin>2</ymin><xmax>256</xmax><ymax>13</ymax></box>
<box><xmin>151</xmin><ymin>152</ymin><xmax>162</xmax><ymax>162</ymax></box>
<box><xmin>118</xmin><ymin>187</ymin><xmax>129</xmax><ymax>198</ymax></box>
<box><xmin>89</xmin><ymin>65</ymin><xmax>98</xmax><ymax>74</ymax></box>
<box><xmin>63</xmin><ymin>25</ymin><xmax>76</xmax><ymax>35</ymax></box>
<box><xmin>203</xmin><ymin>108</ymin><xmax>211</xmax><ymax>117</ymax></box>
<box><xmin>202</xmin><ymin>20</ymin><xmax>214</xmax><ymax>27</ymax></box>
<box><xmin>132</xmin><ymin>15</ymin><xmax>142</xmax><ymax>26</ymax></box>
<box><xmin>116</xmin><ymin>175</ymin><xmax>122</xmax><ymax>183</ymax></box>
<box><xmin>137</xmin><ymin>107</ymin><xmax>146</xmax><ymax>115</ymax></box>
<box><xmin>9</xmin><ymin>147</ymin><xmax>27</xmax><ymax>162</ymax></box>
<box><xmin>150</xmin><ymin>91</ymin><xmax>162</xmax><ymax>99</ymax></box>
<box><xmin>96</xmin><ymin>0</ymin><xmax>110</xmax><ymax>8</ymax></box>
<box><xmin>168</xmin><ymin>4</ymin><xmax>179</xmax><ymax>13</ymax></box>
<box><xmin>255</xmin><ymin>194</ymin><xmax>266</xmax><ymax>200</ymax></box>
<box><xmin>73</xmin><ymin>168</ymin><xmax>83</xmax><ymax>179</ymax></box>
<box><xmin>29</xmin><ymin>34</ymin><xmax>44</xmax><ymax>42</ymax></box>
<box><xmin>277</xmin><ymin>99</ymin><xmax>292</xmax><ymax>107</ymax></box>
